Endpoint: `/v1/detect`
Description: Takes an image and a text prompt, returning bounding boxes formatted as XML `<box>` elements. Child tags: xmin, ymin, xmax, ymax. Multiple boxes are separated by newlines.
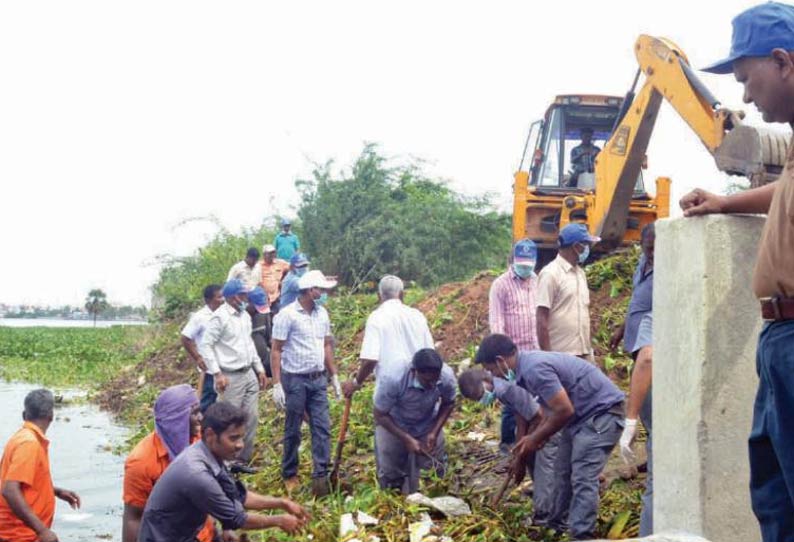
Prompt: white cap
<box><xmin>298</xmin><ymin>269</ymin><xmax>338</xmax><ymax>290</ymax></box>
<box><xmin>262</xmin><ymin>244</ymin><xmax>276</xmax><ymax>253</ymax></box>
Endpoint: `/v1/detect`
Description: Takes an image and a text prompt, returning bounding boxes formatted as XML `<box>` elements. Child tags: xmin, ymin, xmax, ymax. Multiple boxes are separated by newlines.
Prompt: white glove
<box><xmin>272</xmin><ymin>382</ymin><xmax>286</xmax><ymax>410</ymax></box>
<box><xmin>331</xmin><ymin>374</ymin><xmax>342</xmax><ymax>400</ymax></box>
<box><xmin>619</xmin><ymin>418</ymin><xmax>638</xmax><ymax>465</ymax></box>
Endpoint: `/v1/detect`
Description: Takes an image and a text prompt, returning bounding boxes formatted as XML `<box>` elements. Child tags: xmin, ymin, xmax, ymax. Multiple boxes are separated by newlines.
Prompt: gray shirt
<box><xmin>138</xmin><ymin>441</ymin><xmax>247</xmax><ymax>542</ymax></box>
<box><xmin>493</xmin><ymin>377</ymin><xmax>540</xmax><ymax>422</ymax></box>
<box><xmin>515</xmin><ymin>351</ymin><xmax>624</xmax><ymax>432</ymax></box>
<box><xmin>373</xmin><ymin>364</ymin><xmax>457</xmax><ymax>438</ymax></box>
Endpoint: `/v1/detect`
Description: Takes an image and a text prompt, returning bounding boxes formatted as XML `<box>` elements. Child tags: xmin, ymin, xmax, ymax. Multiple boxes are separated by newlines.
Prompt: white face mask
<box><xmin>577</xmin><ymin>244</ymin><xmax>590</xmax><ymax>264</ymax></box>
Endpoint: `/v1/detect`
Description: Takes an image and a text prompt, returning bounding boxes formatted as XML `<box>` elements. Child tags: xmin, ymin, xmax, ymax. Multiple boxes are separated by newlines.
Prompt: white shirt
<box><xmin>272</xmin><ymin>301</ymin><xmax>332</xmax><ymax>374</ymax></box>
<box><xmin>200</xmin><ymin>303</ymin><xmax>264</xmax><ymax>375</ymax></box>
<box><xmin>360</xmin><ymin>299</ymin><xmax>435</xmax><ymax>383</ymax></box>
<box><xmin>226</xmin><ymin>260</ymin><xmax>262</xmax><ymax>291</ymax></box>
<box><xmin>181</xmin><ymin>305</ymin><xmax>215</xmax><ymax>374</ymax></box>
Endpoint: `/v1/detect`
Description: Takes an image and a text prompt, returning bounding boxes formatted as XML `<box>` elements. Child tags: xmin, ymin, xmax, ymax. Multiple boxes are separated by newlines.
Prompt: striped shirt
<box><xmin>272</xmin><ymin>301</ymin><xmax>331</xmax><ymax>374</ymax></box>
<box><xmin>488</xmin><ymin>268</ymin><xmax>540</xmax><ymax>350</ymax></box>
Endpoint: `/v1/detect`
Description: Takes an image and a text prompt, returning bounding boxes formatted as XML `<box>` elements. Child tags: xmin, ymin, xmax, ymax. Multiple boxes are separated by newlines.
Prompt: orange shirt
<box><xmin>260</xmin><ymin>258</ymin><xmax>290</xmax><ymax>303</ymax></box>
<box><xmin>0</xmin><ymin>422</ymin><xmax>55</xmax><ymax>542</ymax></box>
<box><xmin>124</xmin><ymin>432</ymin><xmax>214</xmax><ymax>542</ymax></box>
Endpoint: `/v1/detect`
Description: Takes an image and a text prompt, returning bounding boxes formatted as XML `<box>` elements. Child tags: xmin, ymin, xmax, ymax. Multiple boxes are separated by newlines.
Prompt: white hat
<box><xmin>298</xmin><ymin>270</ymin><xmax>337</xmax><ymax>290</ymax></box>
<box><xmin>262</xmin><ymin>244</ymin><xmax>276</xmax><ymax>253</ymax></box>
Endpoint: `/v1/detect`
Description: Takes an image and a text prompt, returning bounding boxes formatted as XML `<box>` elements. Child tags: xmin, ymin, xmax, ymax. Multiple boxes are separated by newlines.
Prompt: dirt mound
<box><xmin>415</xmin><ymin>271</ymin><xmax>497</xmax><ymax>363</ymax></box>
<box><xmin>96</xmin><ymin>340</ymin><xmax>195</xmax><ymax>418</ymax></box>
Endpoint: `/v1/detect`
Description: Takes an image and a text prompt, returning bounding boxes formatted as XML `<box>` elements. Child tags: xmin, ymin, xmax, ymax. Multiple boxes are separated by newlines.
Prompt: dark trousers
<box><xmin>281</xmin><ymin>371</ymin><xmax>332</xmax><ymax>480</ymax></box>
<box><xmin>199</xmin><ymin>373</ymin><xmax>217</xmax><ymax>413</ymax></box>
<box><xmin>749</xmin><ymin>320</ymin><xmax>794</xmax><ymax>542</ymax></box>
<box><xmin>501</xmin><ymin>404</ymin><xmax>516</xmax><ymax>445</ymax></box>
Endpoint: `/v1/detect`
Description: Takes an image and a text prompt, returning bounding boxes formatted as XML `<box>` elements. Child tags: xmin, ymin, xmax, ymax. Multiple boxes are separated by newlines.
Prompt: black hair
<box><xmin>201</xmin><ymin>401</ymin><xmax>247</xmax><ymax>438</ymax></box>
<box><xmin>203</xmin><ymin>284</ymin><xmax>222</xmax><ymax>302</ymax></box>
<box><xmin>246</xmin><ymin>247</ymin><xmax>260</xmax><ymax>260</ymax></box>
<box><xmin>24</xmin><ymin>389</ymin><xmax>54</xmax><ymax>421</ymax></box>
<box><xmin>641</xmin><ymin>222</ymin><xmax>655</xmax><ymax>244</ymax></box>
<box><xmin>457</xmin><ymin>369</ymin><xmax>487</xmax><ymax>400</ymax></box>
<box><xmin>412</xmin><ymin>348</ymin><xmax>444</xmax><ymax>373</ymax></box>
<box><xmin>474</xmin><ymin>334</ymin><xmax>517</xmax><ymax>364</ymax></box>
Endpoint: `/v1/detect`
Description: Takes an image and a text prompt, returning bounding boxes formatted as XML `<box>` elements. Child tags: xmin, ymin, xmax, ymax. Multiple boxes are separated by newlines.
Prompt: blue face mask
<box><xmin>315</xmin><ymin>293</ymin><xmax>328</xmax><ymax>306</ymax></box>
<box><xmin>498</xmin><ymin>359</ymin><xmax>516</xmax><ymax>382</ymax></box>
<box><xmin>295</xmin><ymin>267</ymin><xmax>308</xmax><ymax>277</ymax></box>
<box><xmin>479</xmin><ymin>388</ymin><xmax>496</xmax><ymax>406</ymax></box>
<box><xmin>577</xmin><ymin>244</ymin><xmax>590</xmax><ymax>264</ymax></box>
<box><xmin>512</xmin><ymin>263</ymin><xmax>535</xmax><ymax>279</ymax></box>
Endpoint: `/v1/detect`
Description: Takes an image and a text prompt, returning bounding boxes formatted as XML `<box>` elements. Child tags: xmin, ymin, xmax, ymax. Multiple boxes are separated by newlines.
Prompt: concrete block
<box><xmin>654</xmin><ymin>215</ymin><xmax>765</xmax><ymax>542</ymax></box>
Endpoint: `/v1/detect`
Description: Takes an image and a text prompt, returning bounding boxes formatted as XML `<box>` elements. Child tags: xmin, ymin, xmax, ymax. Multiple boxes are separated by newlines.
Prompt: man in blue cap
<box><xmin>200</xmin><ymin>279</ymin><xmax>267</xmax><ymax>468</ymax></box>
<box><xmin>537</xmin><ymin>223</ymin><xmax>600</xmax><ymax>363</ymax></box>
<box><xmin>488</xmin><ymin>240</ymin><xmax>540</xmax><ymax>452</ymax></box>
<box><xmin>279</xmin><ymin>253</ymin><xmax>310</xmax><ymax>308</ymax></box>
<box><xmin>274</xmin><ymin>219</ymin><xmax>300</xmax><ymax>261</ymax></box>
<box><xmin>681</xmin><ymin>3</ymin><xmax>794</xmax><ymax>539</ymax></box>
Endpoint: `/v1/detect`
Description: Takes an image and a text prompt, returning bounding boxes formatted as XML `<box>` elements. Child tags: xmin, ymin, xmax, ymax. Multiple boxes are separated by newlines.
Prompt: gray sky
<box><xmin>0</xmin><ymin>0</ymin><xmax>785</xmax><ymax>307</ymax></box>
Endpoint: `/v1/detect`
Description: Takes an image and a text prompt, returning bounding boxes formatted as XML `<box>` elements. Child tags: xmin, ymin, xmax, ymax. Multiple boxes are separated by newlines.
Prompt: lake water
<box><xmin>0</xmin><ymin>318</ymin><xmax>147</xmax><ymax>328</ymax></box>
<box><xmin>0</xmin><ymin>383</ymin><xmax>128</xmax><ymax>542</ymax></box>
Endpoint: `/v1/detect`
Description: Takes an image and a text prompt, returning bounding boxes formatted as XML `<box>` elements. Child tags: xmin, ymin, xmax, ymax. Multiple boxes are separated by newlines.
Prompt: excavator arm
<box><xmin>593</xmin><ymin>35</ymin><xmax>789</xmax><ymax>249</ymax></box>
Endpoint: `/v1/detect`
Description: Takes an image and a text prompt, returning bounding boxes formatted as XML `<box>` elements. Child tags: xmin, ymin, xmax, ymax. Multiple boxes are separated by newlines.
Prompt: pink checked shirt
<box><xmin>488</xmin><ymin>268</ymin><xmax>539</xmax><ymax>350</ymax></box>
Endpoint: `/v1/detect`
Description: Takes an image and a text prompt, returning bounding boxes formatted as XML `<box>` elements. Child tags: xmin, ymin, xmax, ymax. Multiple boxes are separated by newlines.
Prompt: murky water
<box><xmin>0</xmin><ymin>383</ymin><xmax>128</xmax><ymax>542</ymax></box>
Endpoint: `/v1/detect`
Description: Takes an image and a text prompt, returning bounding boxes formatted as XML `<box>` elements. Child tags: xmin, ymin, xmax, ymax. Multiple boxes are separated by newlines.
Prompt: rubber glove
<box><xmin>619</xmin><ymin>418</ymin><xmax>638</xmax><ymax>464</ymax></box>
<box><xmin>272</xmin><ymin>382</ymin><xmax>286</xmax><ymax>410</ymax></box>
<box><xmin>331</xmin><ymin>374</ymin><xmax>342</xmax><ymax>400</ymax></box>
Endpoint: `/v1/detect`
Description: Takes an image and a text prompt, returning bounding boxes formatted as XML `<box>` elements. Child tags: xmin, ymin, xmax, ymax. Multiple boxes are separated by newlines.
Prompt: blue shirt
<box><xmin>493</xmin><ymin>377</ymin><xmax>540</xmax><ymax>422</ymax></box>
<box><xmin>624</xmin><ymin>254</ymin><xmax>653</xmax><ymax>353</ymax></box>
<box><xmin>515</xmin><ymin>351</ymin><xmax>624</xmax><ymax>432</ymax></box>
<box><xmin>374</xmin><ymin>364</ymin><xmax>457</xmax><ymax>438</ymax></box>
<box><xmin>279</xmin><ymin>271</ymin><xmax>301</xmax><ymax>307</ymax></box>
<box><xmin>138</xmin><ymin>441</ymin><xmax>247</xmax><ymax>542</ymax></box>
<box><xmin>274</xmin><ymin>232</ymin><xmax>300</xmax><ymax>261</ymax></box>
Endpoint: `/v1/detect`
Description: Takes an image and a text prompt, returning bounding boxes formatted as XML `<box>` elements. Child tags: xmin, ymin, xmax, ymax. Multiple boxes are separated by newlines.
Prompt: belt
<box><xmin>223</xmin><ymin>365</ymin><xmax>253</xmax><ymax>374</ymax></box>
<box><xmin>283</xmin><ymin>369</ymin><xmax>326</xmax><ymax>380</ymax></box>
<box><xmin>607</xmin><ymin>401</ymin><xmax>626</xmax><ymax>416</ymax></box>
<box><xmin>760</xmin><ymin>296</ymin><xmax>794</xmax><ymax>322</ymax></box>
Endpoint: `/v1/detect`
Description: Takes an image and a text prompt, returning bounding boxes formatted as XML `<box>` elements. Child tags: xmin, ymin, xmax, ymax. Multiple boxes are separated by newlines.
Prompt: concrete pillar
<box><xmin>654</xmin><ymin>215</ymin><xmax>765</xmax><ymax>542</ymax></box>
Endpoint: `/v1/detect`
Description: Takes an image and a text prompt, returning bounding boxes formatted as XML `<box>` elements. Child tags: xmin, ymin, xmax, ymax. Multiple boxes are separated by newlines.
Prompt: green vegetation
<box><xmin>0</xmin><ymin>325</ymin><xmax>151</xmax><ymax>387</ymax></box>
<box><xmin>85</xmin><ymin>288</ymin><xmax>110</xmax><ymax>326</ymax></box>
<box><xmin>297</xmin><ymin>144</ymin><xmax>511</xmax><ymax>289</ymax></box>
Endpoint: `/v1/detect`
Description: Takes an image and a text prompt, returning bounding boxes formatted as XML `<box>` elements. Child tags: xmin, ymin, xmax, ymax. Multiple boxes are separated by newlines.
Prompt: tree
<box><xmin>296</xmin><ymin>144</ymin><xmax>511</xmax><ymax>288</ymax></box>
<box><xmin>85</xmin><ymin>289</ymin><xmax>109</xmax><ymax>327</ymax></box>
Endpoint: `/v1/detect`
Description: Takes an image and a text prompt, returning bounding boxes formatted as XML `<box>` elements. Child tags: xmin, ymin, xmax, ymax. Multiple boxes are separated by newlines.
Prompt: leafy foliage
<box><xmin>296</xmin><ymin>144</ymin><xmax>511</xmax><ymax>288</ymax></box>
<box><xmin>85</xmin><ymin>288</ymin><xmax>109</xmax><ymax>325</ymax></box>
<box><xmin>151</xmin><ymin>223</ymin><xmax>280</xmax><ymax>321</ymax></box>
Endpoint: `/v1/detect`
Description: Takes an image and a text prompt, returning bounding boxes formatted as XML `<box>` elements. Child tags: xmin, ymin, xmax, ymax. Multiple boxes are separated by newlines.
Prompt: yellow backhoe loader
<box><xmin>513</xmin><ymin>35</ymin><xmax>789</xmax><ymax>266</ymax></box>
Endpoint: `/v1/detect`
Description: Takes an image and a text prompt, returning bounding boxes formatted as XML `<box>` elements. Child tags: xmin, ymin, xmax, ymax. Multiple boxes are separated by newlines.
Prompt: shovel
<box><xmin>329</xmin><ymin>396</ymin><xmax>352</xmax><ymax>487</ymax></box>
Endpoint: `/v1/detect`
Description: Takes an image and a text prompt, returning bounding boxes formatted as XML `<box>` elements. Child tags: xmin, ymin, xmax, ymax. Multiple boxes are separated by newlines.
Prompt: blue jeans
<box><xmin>749</xmin><ymin>320</ymin><xmax>794</xmax><ymax>542</ymax></box>
<box><xmin>199</xmin><ymin>373</ymin><xmax>217</xmax><ymax>413</ymax></box>
<box><xmin>281</xmin><ymin>372</ymin><xmax>332</xmax><ymax>480</ymax></box>
<box><xmin>501</xmin><ymin>404</ymin><xmax>516</xmax><ymax>445</ymax></box>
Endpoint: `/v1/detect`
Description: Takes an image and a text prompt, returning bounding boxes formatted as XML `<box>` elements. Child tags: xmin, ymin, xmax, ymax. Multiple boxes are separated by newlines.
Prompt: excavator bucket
<box><xmin>714</xmin><ymin>125</ymin><xmax>789</xmax><ymax>186</ymax></box>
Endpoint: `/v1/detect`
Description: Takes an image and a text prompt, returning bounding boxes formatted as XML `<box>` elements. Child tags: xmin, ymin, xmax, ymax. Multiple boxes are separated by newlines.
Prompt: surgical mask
<box><xmin>315</xmin><ymin>293</ymin><xmax>328</xmax><ymax>306</ymax></box>
<box><xmin>512</xmin><ymin>263</ymin><xmax>535</xmax><ymax>279</ymax></box>
<box><xmin>238</xmin><ymin>301</ymin><xmax>248</xmax><ymax>313</ymax></box>
<box><xmin>479</xmin><ymin>389</ymin><xmax>496</xmax><ymax>406</ymax></box>
<box><xmin>498</xmin><ymin>360</ymin><xmax>516</xmax><ymax>382</ymax></box>
<box><xmin>295</xmin><ymin>267</ymin><xmax>308</xmax><ymax>277</ymax></box>
<box><xmin>577</xmin><ymin>244</ymin><xmax>590</xmax><ymax>264</ymax></box>
<box><xmin>410</xmin><ymin>376</ymin><xmax>425</xmax><ymax>390</ymax></box>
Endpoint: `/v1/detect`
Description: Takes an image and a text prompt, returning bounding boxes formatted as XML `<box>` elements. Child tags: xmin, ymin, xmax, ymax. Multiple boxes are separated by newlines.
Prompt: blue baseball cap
<box><xmin>222</xmin><ymin>279</ymin><xmax>247</xmax><ymax>298</ymax></box>
<box><xmin>290</xmin><ymin>252</ymin><xmax>309</xmax><ymax>267</ymax></box>
<box><xmin>513</xmin><ymin>239</ymin><xmax>538</xmax><ymax>264</ymax></box>
<box><xmin>559</xmin><ymin>223</ymin><xmax>601</xmax><ymax>247</ymax></box>
<box><xmin>703</xmin><ymin>2</ymin><xmax>794</xmax><ymax>74</ymax></box>
<box><xmin>281</xmin><ymin>218</ymin><xmax>291</xmax><ymax>226</ymax></box>
<box><xmin>247</xmin><ymin>286</ymin><xmax>270</xmax><ymax>313</ymax></box>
